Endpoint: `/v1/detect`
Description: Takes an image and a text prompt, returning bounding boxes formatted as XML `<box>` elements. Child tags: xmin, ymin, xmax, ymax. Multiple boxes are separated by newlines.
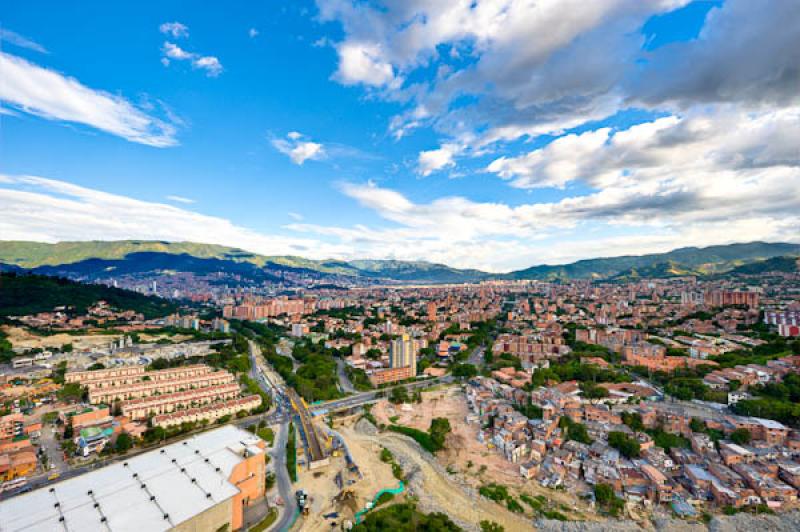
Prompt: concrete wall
<box><xmin>171</xmin><ymin>497</ymin><xmax>232</xmax><ymax>532</ymax></box>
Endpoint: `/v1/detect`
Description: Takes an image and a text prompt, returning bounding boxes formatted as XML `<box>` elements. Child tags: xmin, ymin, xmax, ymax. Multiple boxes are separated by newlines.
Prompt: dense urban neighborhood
<box><xmin>1</xmin><ymin>249</ymin><xmax>799</xmax><ymax>531</ymax></box>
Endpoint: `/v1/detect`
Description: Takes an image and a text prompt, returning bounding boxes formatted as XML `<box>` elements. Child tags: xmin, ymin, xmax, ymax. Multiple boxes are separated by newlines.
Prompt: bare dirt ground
<box><xmin>348</xmin><ymin>417</ymin><xmax>533</xmax><ymax>531</ymax></box>
<box><xmin>291</xmin><ymin>416</ymin><xmax>400</xmax><ymax>532</ymax></box>
<box><xmin>3</xmin><ymin>326</ymin><xmax>193</xmax><ymax>351</ymax></box>
<box><xmin>3</xmin><ymin>326</ymin><xmax>120</xmax><ymax>351</ymax></box>
<box><xmin>373</xmin><ymin>386</ymin><xmax>598</xmax><ymax>523</ymax></box>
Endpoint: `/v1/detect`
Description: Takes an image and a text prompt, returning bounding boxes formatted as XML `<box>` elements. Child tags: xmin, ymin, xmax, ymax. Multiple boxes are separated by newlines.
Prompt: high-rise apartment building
<box><xmin>390</xmin><ymin>334</ymin><xmax>419</xmax><ymax>376</ymax></box>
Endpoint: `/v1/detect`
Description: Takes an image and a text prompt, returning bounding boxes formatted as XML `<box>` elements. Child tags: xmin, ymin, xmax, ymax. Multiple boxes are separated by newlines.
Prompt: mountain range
<box><xmin>0</xmin><ymin>240</ymin><xmax>798</xmax><ymax>284</ymax></box>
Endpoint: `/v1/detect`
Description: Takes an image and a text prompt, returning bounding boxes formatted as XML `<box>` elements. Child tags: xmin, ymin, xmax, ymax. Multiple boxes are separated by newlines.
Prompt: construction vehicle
<box><xmin>296</xmin><ymin>489</ymin><xmax>310</xmax><ymax>515</ymax></box>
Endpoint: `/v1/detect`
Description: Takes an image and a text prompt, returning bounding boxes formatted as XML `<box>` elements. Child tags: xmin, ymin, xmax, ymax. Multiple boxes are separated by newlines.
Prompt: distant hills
<box><xmin>505</xmin><ymin>242</ymin><xmax>800</xmax><ymax>281</ymax></box>
<box><xmin>0</xmin><ymin>240</ymin><xmax>486</xmax><ymax>284</ymax></box>
<box><xmin>0</xmin><ymin>240</ymin><xmax>798</xmax><ymax>284</ymax></box>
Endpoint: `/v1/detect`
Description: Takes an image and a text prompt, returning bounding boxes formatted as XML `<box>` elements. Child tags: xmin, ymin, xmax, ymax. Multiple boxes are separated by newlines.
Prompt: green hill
<box><xmin>728</xmin><ymin>256</ymin><xmax>800</xmax><ymax>275</ymax></box>
<box><xmin>506</xmin><ymin>242</ymin><xmax>800</xmax><ymax>280</ymax></box>
<box><xmin>610</xmin><ymin>261</ymin><xmax>703</xmax><ymax>281</ymax></box>
<box><xmin>0</xmin><ymin>272</ymin><xmax>177</xmax><ymax>319</ymax></box>
<box><xmin>0</xmin><ymin>241</ymin><xmax>485</xmax><ymax>283</ymax></box>
<box><xmin>2</xmin><ymin>240</ymin><xmax>799</xmax><ymax>283</ymax></box>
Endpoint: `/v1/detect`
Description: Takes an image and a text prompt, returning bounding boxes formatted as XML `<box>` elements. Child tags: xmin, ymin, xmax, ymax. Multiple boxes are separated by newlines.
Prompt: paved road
<box><xmin>267</xmin><ymin>413</ymin><xmax>297</xmax><ymax>532</ymax></box>
<box><xmin>468</xmin><ymin>345</ymin><xmax>486</xmax><ymax>367</ymax></box>
<box><xmin>336</xmin><ymin>357</ymin><xmax>357</xmax><ymax>394</ymax></box>
<box><xmin>314</xmin><ymin>375</ymin><xmax>454</xmax><ymax>414</ymax></box>
<box><xmin>247</xmin><ymin>340</ymin><xmax>296</xmax><ymax>532</ymax></box>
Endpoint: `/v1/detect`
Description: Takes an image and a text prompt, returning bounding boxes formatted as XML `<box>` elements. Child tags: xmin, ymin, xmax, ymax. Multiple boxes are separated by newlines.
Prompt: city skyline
<box><xmin>2</xmin><ymin>1</ymin><xmax>800</xmax><ymax>272</ymax></box>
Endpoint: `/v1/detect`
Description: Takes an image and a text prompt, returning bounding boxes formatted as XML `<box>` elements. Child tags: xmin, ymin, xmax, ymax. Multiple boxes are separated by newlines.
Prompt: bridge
<box><xmin>285</xmin><ymin>388</ymin><xmax>327</xmax><ymax>466</ymax></box>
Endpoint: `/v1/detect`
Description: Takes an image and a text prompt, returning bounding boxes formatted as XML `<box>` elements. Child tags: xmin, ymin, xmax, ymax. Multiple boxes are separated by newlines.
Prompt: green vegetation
<box><xmin>346</xmin><ymin>365</ymin><xmax>374</xmax><ymax>391</ymax></box>
<box><xmin>390</xmin><ymin>386</ymin><xmax>411</xmax><ymax>404</ymax></box>
<box><xmin>379</xmin><ymin>447</ymin><xmax>405</xmax><ymax>480</ymax></box>
<box><xmin>287</xmin><ymin>339</ymin><xmax>344</xmax><ymax>402</ymax></box>
<box><xmin>375</xmin><ymin>491</ymin><xmax>395</xmax><ymax>506</ymax></box>
<box><xmin>286</xmin><ymin>422</ymin><xmax>297</xmax><ymax>482</ymax></box>
<box><xmin>621</xmin><ymin>412</ymin><xmax>645</xmax><ymax>432</ymax></box>
<box><xmin>730</xmin><ymin>428</ymin><xmax>752</xmax><ymax>445</ymax></box>
<box><xmin>0</xmin><ymin>328</ymin><xmax>14</xmax><ymax>364</ymax></box>
<box><xmin>608</xmin><ymin>431</ymin><xmax>640</xmax><ymax>459</ymax></box>
<box><xmin>580</xmin><ymin>382</ymin><xmax>610</xmax><ymax>399</ymax></box>
<box><xmin>505</xmin><ymin>241</ymin><xmax>800</xmax><ymax>280</ymax></box>
<box><xmin>257</xmin><ymin>426</ymin><xmax>275</xmax><ymax>446</ymax></box>
<box><xmin>732</xmin><ymin>373</ymin><xmax>800</xmax><ymax>426</ymax></box>
<box><xmin>648</xmin><ymin>428</ymin><xmax>690</xmax><ymax>451</ymax></box>
<box><xmin>429</xmin><ymin>418</ymin><xmax>452</xmax><ymax>450</ymax></box>
<box><xmin>207</xmin><ymin>335</ymin><xmax>251</xmax><ymax>374</ymax></box>
<box><xmin>352</xmin><ymin>502</ymin><xmax>461</xmax><ymax>531</ymax></box>
<box><xmin>480</xmin><ymin>521</ymin><xmax>504</xmax><ymax>532</ymax></box>
<box><xmin>506</xmin><ymin>498</ymin><xmax>524</xmax><ymax>513</ymax></box>
<box><xmin>239</xmin><ymin>374</ymin><xmax>271</xmax><ymax>414</ymax></box>
<box><xmin>0</xmin><ymin>272</ymin><xmax>177</xmax><ymax>319</ymax></box>
<box><xmin>452</xmin><ymin>363</ymin><xmax>478</xmax><ymax>379</ymax></box>
<box><xmin>388</xmin><ymin>417</ymin><xmax>451</xmax><ymax>453</ymax></box>
<box><xmin>57</xmin><ymin>382</ymin><xmax>85</xmax><ymax>402</ymax></box>
<box><xmin>249</xmin><ymin>508</ymin><xmax>278</xmax><ymax>532</ymax></box>
<box><xmin>115</xmin><ymin>432</ymin><xmax>133</xmax><ymax>453</ymax></box>
<box><xmin>594</xmin><ymin>483</ymin><xmax>624</xmax><ymax>516</ymax></box>
<box><xmin>479</xmin><ymin>484</ymin><xmax>525</xmax><ymax>515</ymax></box>
<box><xmin>513</xmin><ymin>399</ymin><xmax>543</xmax><ymax>420</ymax></box>
<box><xmin>526</xmin><ymin>356</ymin><xmax>630</xmax><ymax>389</ymax></box>
<box><xmin>559</xmin><ymin>416</ymin><xmax>592</xmax><ymax>444</ymax></box>
<box><xmin>479</xmin><ymin>483</ymin><xmax>509</xmax><ymax>502</ymax></box>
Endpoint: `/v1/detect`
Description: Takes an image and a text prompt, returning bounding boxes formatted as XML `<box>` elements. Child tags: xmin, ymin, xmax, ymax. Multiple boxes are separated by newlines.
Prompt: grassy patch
<box><xmin>286</xmin><ymin>422</ymin><xmax>297</xmax><ymax>482</ymax></box>
<box><xmin>250</xmin><ymin>508</ymin><xmax>278</xmax><ymax>532</ymax></box>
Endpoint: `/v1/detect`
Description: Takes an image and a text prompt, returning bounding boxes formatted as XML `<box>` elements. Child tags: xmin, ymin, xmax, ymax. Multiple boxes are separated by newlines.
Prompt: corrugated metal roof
<box><xmin>0</xmin><ymin>425</ymin><xmax>262</xmax><ymax>532</ymax></box>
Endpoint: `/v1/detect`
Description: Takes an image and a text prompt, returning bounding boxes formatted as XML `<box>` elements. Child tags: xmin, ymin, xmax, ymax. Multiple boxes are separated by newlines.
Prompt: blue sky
<box><xmin>1</xmin><ymin>1</ymin><xmax>799</xmax><ymax>272</ymax></box>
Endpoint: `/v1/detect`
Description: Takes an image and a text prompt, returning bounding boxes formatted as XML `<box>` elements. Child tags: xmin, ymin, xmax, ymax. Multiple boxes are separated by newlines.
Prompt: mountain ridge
<box><xmin>1</xmin><ymin>240</ymin><xmax>799</xmax><ymax>283</ymax></box>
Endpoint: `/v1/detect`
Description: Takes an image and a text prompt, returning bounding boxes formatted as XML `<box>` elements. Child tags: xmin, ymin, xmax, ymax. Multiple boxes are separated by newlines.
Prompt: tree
<box><xmin>390</xmin><ymin>386</ymin><xmax>410</xmax><ymax>404</ymax></box>
<box><xmin>690</xmin><ymin>417</ymin><xmax>705</xmax><ymax>433</ymax></box>
<box><xmin>452</xmin><ymin>363</ymin><xmax>478</xmax><ymax>379</ymax></box>
<box><xmin>594</xmin><ymin>483</ymin><xmax>615</xmax><ymax>505</ymax></box>
<box><xmin>429</xmin><ymin>418</ymin><xmax>452</xmax><ymax>451</ymax></box>
<box><xmin>730</xmin><ymin>428</ymin><xmax>751</xmax><ymax>445</ymax></box>
<box><xmin>621</xmin><ymin>412</ymin><xmax>644</xmax><ymax>432</ymax></box>
<box><xmin>115</xmin><ymin>432</ymin><xmax>133</xmax><ymax>453</ymax></box>
<box><xmin>608</xmin><ymin>431</ymin><xmax>641</xmax><ymax>459</ymax></box>
<box><xmin>594</xmin><ymin>483</ymin><xmax>624</xmax><ymax>516</ymax></box>
<box><xmin>480</xmin><ymin>521</ymin><xmax>504</xmax><ymax>532</ymax></box>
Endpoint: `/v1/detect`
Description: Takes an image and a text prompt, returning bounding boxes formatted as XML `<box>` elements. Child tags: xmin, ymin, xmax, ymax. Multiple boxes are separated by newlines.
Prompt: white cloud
<box><xmin>192</xmin><ymin>56</ymin><xmax>223</xmax><ymax>77</ymax></box>
<box><xmin>417</xmin><ymin>143</ymin><xmax>461</xmax><ymax>176</ymax></box>
<box><xmin>318</xmin><ymin>0</ymin><xmax>688</xmax><ymax>143</ymax></box>
<box><xmin>161</xmin><ymin>42</ymin><xmax>223</xmax><ymax>77</ymax></box>
<box><xmin>271</xmin><ymin>132</ymin><xmax>325</xmax><ymax>165</ymax></box>
<box><xmin>159</xmin><ymin>22</ymin><xmax>189</xmax><ymax>39</ymax></box>
<box><xmin>249</xmin><ymin>28</ymin><xmax>259</xmax><ymax>38</ymax></box>
<box><xmin>0</xmin><ymin>52</ymin><xmax>177</xmax><ymax>147</ymax></box>
<box><xmin>1</xmin><ymin>169</ymin><xmax>798</xmax><ymax>272</ymax></box>
<box><xmin>0</xmin><ymin>174</ymin><xmax>343</xmax><ymax>258</ymax></box>
<box><xmin>318</xmin><ymin>0</ymin><xmax>800</xmax><ymax>173</ymax></box>
<box><xmin>333</xmin><ymin>41</ymin><xmax>396</xmax><ymax>87</ymax></box>
<box><xmin>163</xmin><ymin>42</ymin><xmax>194</xmax><ymax>60</ymax></box>
<box><xmin>0</xmin><ymin>28</ymin><xmax>47</xmax><ymax>53</ymax></box>
<box><xmin>287</xmin><ymin>104</ymin><xmax>800</xmax><ymax>270</ymax></box>
<box><xmin>288</xmin><ymin>212</ymin><xmax>304</xmax><ymax>221</ymax></box>
<box><xmin>166</xmin><ymin>195</ymin><xmax>195</xmax><ymax>204</ymax></box>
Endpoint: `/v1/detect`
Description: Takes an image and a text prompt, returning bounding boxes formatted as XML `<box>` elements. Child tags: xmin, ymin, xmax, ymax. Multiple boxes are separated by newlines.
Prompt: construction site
<box><xmin>286</xmin><ymin>386</ymin><xmax>545</xmax><ymax>532</ymax></box>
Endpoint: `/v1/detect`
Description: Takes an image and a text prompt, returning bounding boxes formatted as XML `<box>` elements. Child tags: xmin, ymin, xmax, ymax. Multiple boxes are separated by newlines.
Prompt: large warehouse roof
<box><xmin>0</xmin><ymin>425</ymin><xmax>264</xmax><ymax>532</ymax></box>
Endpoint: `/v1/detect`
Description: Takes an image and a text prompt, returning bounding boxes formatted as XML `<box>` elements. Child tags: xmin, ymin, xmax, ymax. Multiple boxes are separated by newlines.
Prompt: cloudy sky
<box><xmin>1</xmin><ymin>1</ymin><xmax>799</xmax><ymax>272</ymax></box>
